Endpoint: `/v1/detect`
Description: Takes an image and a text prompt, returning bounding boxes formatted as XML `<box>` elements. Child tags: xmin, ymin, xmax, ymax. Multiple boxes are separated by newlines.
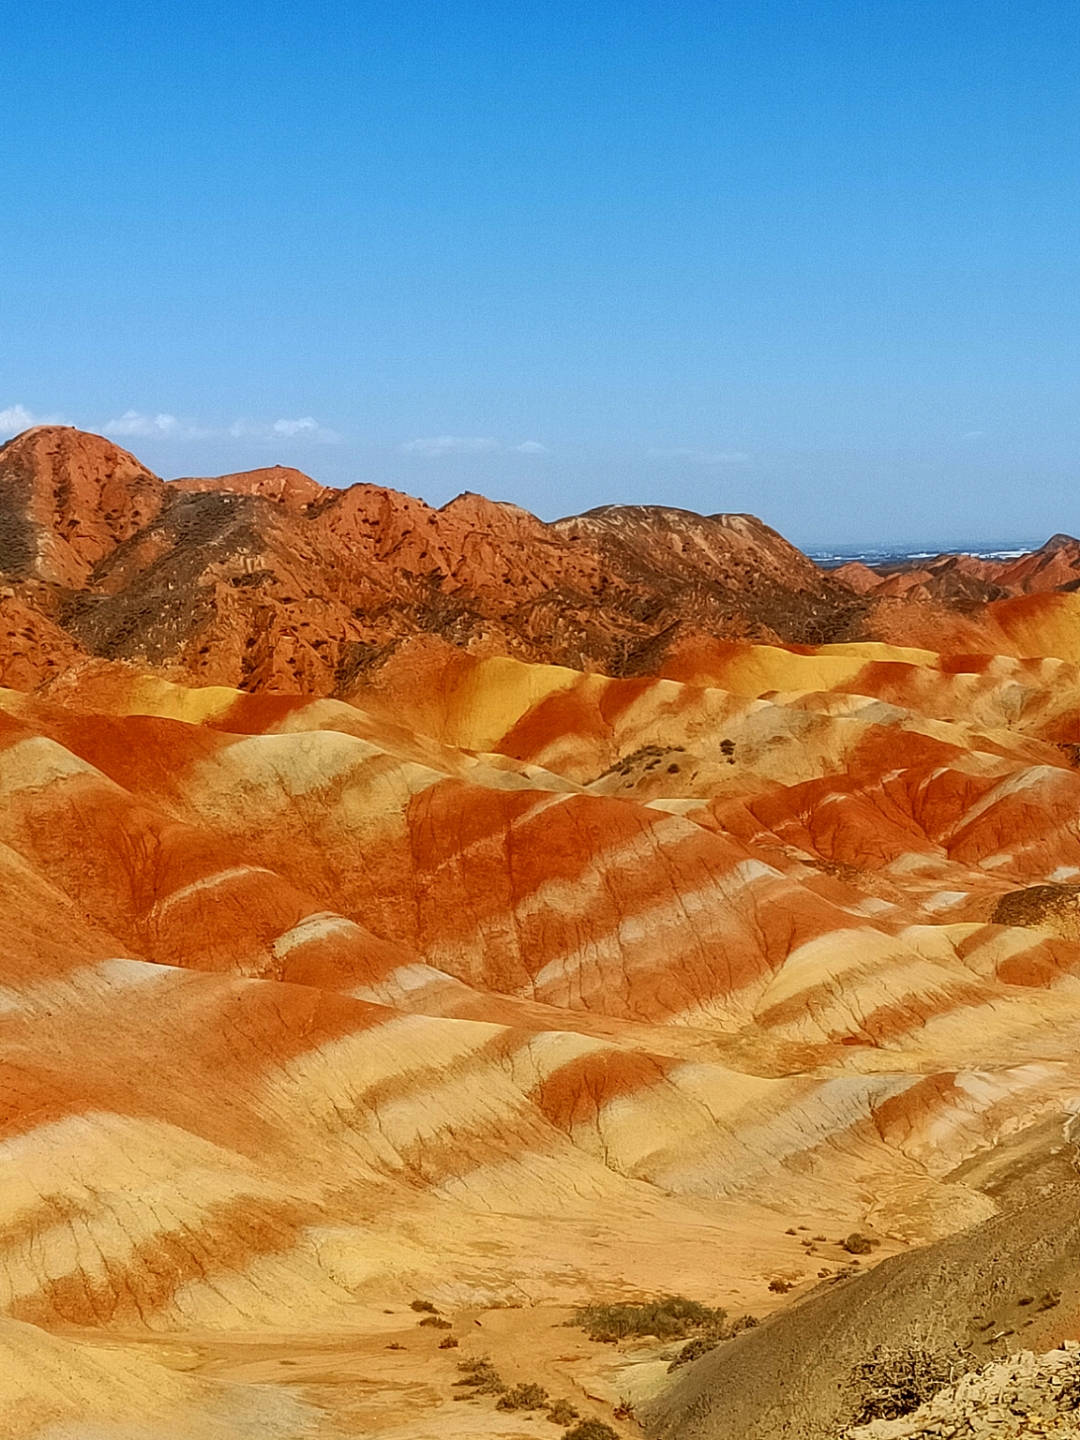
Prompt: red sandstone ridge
<box><xmin>0</xmin><ymin>426</ymin><xmax>164</xmax><ymax>587</ymax></box>
<box><xmin>171</xmin><ymin>464</ymin><xmax>332</xmax><ymax>509</ymax></box>
<box><xmin>0</xmin><ymin>426</ymin><xmax>864</xmax><ymax>694</ymax></box>
<box><xmin>2</xmin><ymin>424</ymin><xmax>1079</xmax><ymax>697</ymax></box>
<box><xmin>832</xmin><ymin>532</ymin><xmax>1080</xmax><ymax>605</ymax></box>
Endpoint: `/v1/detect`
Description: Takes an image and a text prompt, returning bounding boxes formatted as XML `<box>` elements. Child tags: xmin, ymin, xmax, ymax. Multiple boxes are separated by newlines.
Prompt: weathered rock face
<box><xmin>0</xmin><ymin>426</ymin><xmax>165</xmax><ymax>586</ymax></box>
<box><xmin>0</xmin><ymin>427</ymin><xmax>868</xmax><ymax>693</ymax></box>
<box><xmin>833</xmin><ymin>533</ymin><xmax>1080</xmax><ymax>607</ymax></box>
<box><xmin>7</xmin><ymin>427</ymin><xmax>1080</xmax><ymax>697</ymax></box>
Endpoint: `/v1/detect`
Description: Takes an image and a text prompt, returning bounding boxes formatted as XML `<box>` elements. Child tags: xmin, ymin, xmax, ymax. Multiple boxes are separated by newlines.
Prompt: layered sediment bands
<box><xmin>6</xmin><ymin>645</ymin><xmax>1080</xmax><ymax>1358</ymax></box>
<box><xmin>7</xmin><ymin>429</ymin><xmax>1080</xmax><ymax>1435</ymax></box>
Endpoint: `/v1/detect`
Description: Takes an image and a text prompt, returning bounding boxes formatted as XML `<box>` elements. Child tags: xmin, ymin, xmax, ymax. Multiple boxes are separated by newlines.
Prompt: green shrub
<box><xmin>453</xmin><ymin>1357</ymin><xmax>506</xmax><ymax>1395</ymax></box>
<box><xmin>561</xmin><ymin>1422</ymin><xmax>620</xmax><ymax>1440</ymax></box>
<box><xmin>547</xmin><ymin>1399</ymin><xmax>579</xmax><ymax>1424</ymax></box>
<box><xmin>571</xmin><ymin>1295</ymin><xmax>726</xmax><ymax>1343</ymax></box>
<box><xmin>496</xmin><ymin>1382</ymin><xmax>549</xmax><ymax>1411</ymax></box>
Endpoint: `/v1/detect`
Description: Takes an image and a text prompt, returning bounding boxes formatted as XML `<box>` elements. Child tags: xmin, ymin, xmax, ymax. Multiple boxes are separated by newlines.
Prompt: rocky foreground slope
<box><xmin>846</xmin><ymin>1346</ymin><xmax>1080</xmax><ymax>1439</ymax></box>
<box><xmin>5</xmin><ymin>428</ymin><xmax>1080</xmax><ymax>1438</ymax></box>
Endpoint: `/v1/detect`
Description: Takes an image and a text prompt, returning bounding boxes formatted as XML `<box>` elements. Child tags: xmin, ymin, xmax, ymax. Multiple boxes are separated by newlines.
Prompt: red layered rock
<box><xmin>0</xmin><ymin>427</ymin><xmax>164</xmax><ymax>587</ymax></box>
<box><xmin>0</xmin><ymin>427</ymin><xmax>866</xmax><ymax>693</ymax></box>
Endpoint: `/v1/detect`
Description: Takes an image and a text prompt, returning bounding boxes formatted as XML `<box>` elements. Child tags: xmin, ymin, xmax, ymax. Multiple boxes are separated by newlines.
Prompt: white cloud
<box><xmin>962</xmin><ymin>430</ymin><xmax>987</xmax><ymax>440</ymax></box>
<box><xmin>272</xmin><ymin>417</ymin><xmax>340</xmax><ymax>443</ymax></box>
<box><xmin>401</xmin><ymin>435</ymin><xmax>501</xmax><ymax>456</ymax></box>
<box><xmin>649</xmin><ymin>447</ymin><xmax>750</xmax><ymax>465</ymax></box>
<box><xmin>512</xmin><ymin>440</ymin><xmax>549</xmax><ymax>454</ymax></box>
<box><xmin>227</xmin><ymin>417</ymin><xmax>340</xmax><ymax>443</ymax></box>
<box><xmin>103</xmin><ymin>411</ymin><xmax>211</xmax><ymax>439</ymax></box>
<box><xmin>273</xmin><ymin>417</ymin><xmax>317</xmax><ymax>437</ymax></box>
<box><xmin>0</xmin><ymin>403</ymin><xmax>65</xmax><ymax>437</ymax></box>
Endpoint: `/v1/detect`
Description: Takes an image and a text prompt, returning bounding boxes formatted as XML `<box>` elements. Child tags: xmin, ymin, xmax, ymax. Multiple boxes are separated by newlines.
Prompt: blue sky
<box><xmin>2</xmin><ymin>1</ymin><xmax>1077</xmax><ymax>546</ymax></box>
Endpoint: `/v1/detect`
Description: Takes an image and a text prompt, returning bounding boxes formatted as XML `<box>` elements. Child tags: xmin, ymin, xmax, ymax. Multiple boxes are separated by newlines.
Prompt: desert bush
<box><xmin>561</xmin><ymin>1422</ymin><xmax>620</xmax><ymax>1440</ymax></box>
<box><xmin>849</xmin><ymin>1344</ymin><xmax>975</xmax><ymax>1424</ymax></box>
<box><xmin>496</xmin><ymin>1382</ymin><xmax>549</xmax><ymax>1411</ymax></box>
<box><xmin>547</xmin><ymin>1399</ymin><xmax>579</xmax><ymax>1424</ymax></box>
<box><xmin>668</xmin><ymin>1334</ymin><xmax>720</xmax><ymax>1370</ymax></box>
<box><xmin>768</xmin><ymin>1278</ymin><xmax>793</xmax><ymax>1294</ymax></box>
<box><xmin>842</xmin><ymin>1233</ymin><xmax>873</xmax><ymax>1255</ymax></box>
<box><xmin>419</xmin><ymin>1315</ymin><xmax>451</xmax><ymax>1328</ymax></box>
<box><xmin>666</xmin><ymin>1310</ymin><xmax>758</xmax><ymax>1370</ymax></box>
<box><xmin>410</xmin><ymin>1299</ymin><xmax>438</xmax><ymax>1313</ymax></box>
<box><xmin>571</xmin><ymin>1294</ymin><xmax>726</xmax><ymax>1342</ymax></box>
<box><xmin>438</xmin><ymin>1334</ymin><xmax>459</xmax><ymax>1348</ymax></box>
<box><xmin>453</xmin><ymin>1357</ymin><xmax>506</xmax><ymax>1395</ymax></box>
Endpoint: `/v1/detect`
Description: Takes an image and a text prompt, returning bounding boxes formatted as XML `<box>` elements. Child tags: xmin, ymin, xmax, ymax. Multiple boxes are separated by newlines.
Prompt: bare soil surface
<box><xmin>645</xmin><ymin>1119</ymin><xmax>1080</xmax><ymax>1440</ymax></box>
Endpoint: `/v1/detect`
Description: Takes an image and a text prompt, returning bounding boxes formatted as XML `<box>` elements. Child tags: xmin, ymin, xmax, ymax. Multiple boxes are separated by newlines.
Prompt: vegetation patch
<box><xmin>570</xmin><ymin>1293</ymin><xmax>727</xmax><ymax>1343</ymax></box>
<box><xmin>841</xmin><ymin>1233</ymin><xmax>875</xmax><ymax>1256</ymax></box>
<box><xmin>453</xmin><ymin>1356</ymin><xmax>507</xmax><ymax>1396</ymax></box>
<box><xmin>668</xmin><ymin>1314</ymin><xmax>759</xmax><ymax>1371</ymax></box>
<box><xmin>547</xmin><ymin>1398</ymin><xmax>579</xmax><ymax>1424</ymax></box>
<box><xmin>848</xmin><ymin>1343</ymin><xmax>975</xmax><ymax>1424</ymax></box>
<box><xmin>560</xmin><ymin>1422</ymin><xmax>620</xmax><ymax>1440</ymax></box>
<box><xmin>496</xmin><ymin>1382</ymin><xmax>550</xmax><ymax>1411</ymax></box>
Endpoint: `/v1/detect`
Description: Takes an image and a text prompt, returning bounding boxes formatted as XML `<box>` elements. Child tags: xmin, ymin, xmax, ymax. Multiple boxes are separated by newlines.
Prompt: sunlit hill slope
<box><xmin>5</xmin><ymin>427</ymin><xmax>1080</xmax><ymax>1438</ymax></box>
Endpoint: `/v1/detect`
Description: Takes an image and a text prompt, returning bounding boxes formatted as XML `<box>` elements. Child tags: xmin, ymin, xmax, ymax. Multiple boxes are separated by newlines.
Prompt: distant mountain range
<box><xmin>2</xmin><ymin>425</ymin><xmax>1080</xmax><ymax>698</ymax></box>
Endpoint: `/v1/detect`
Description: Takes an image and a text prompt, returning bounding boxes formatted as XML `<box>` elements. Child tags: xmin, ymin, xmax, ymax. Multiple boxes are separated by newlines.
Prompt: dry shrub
<box><xmin>666</xmin><ymin>1312</ymin><xmax>760</xmax><ymax>1371</ymax></box>
<box><xmin>547</xmin><ymin>1399</ymin><xmax>579</xmax><ymax>1424</ymax></box>
<box><xmin>497</xmin><ymin>1382</ymin><xmax>549</xmax><ymax>1411</ymax></box>
<box><xmin>561</xmin><ymin>1422</ymin><xmax>620</xmax><ymax>1440</ymax></box>
<box><xmin>572</xmin><ymin>1295</ymin><xmax>726</xmax><ymax>1343</ymax></box>
<box><xmin>849</xmin><ymin>1344</ymin><xmax>975</xmax><ymax>1424</ymax></box>
<box><xmin>668</xmin><ymin>1335</ymin><xmax>718</xmax><ymax>1371</ymax></box>
<box><xmin>842</xmin><ymin>1233</ymin><xmax>873</xmax><ymax>1256</ymax></box>
<box><xmin>453</xmin><ymin>1356</ymin><xmax>506</xmax><ymax>1396</ymax></box>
